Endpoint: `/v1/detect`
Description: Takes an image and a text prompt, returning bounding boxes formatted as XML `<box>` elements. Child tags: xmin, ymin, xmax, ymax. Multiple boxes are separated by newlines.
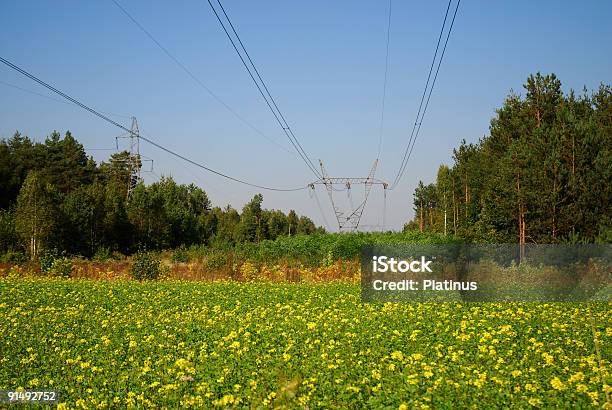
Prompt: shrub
<box><xmin>39</xmin><ymin>249</ymin><xmax>72</xmax><ymax>277</ymax></box>
<box><xmin>49</xmin><ymin>257</ymin><xmax>73</xmax><ymax>278</ymax></box>
<box><xmin>130</xmin><ymin>251</ymin><xmax>161</xmax><ymax>281</ymax></box>
<box><xmin>93</xmin><ymin>246</ymin><xmax>112</xmax><ymax>262</ymax></box>
<box><xmin>1</xmin><ymin>249</ymin><xmax>28</xmax><ymax>264</ymax></box>
<box><xmin>40</xmin><ymin>248</ymin><xmax>60</xmax><ymax>273</ymax></box>
<box><xmin>205</xmin><ymin>251</ymin><xmax>227</xmax><ymax>271</ymax></box>
<box><xmin>240</xmin><ymin>261</ymin><xmax>259</xmax><ymax>281</ymax></box>
<box><xmin>171</xmin><ymin>246</ymin><xmax>189</xmax><ymax>263</ymax></box>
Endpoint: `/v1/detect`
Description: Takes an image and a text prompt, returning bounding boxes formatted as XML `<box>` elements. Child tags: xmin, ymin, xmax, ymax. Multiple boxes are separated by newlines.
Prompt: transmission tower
<box><xmin>311</xmin><ymin>160</ymin><xmax>388</xmax><ymax>232</ymax></box>
<box><xmin>113</xmin><ymin>116</ymin><xmax>153</xmax><ymax>199</ymax></box>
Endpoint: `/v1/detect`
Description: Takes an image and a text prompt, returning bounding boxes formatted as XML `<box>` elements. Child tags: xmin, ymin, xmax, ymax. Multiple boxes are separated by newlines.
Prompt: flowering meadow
<box><xmin>0</xmin><ymin>278</ymin><xmax>610</xmax><ymax>408</ymax></box>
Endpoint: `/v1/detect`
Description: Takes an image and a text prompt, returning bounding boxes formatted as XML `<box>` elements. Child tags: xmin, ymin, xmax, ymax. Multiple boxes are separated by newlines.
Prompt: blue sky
<box><xmin>1</xmin><ymin>1</ymin><xmax>611</xmax><ymax>231</ymax></box>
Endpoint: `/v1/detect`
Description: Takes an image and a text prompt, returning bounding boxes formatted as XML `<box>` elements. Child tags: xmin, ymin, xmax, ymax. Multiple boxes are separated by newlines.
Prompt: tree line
<box><xmin>405</xmin><ymin>73</ymin><xmax>611</xmax><ymax>244</ymax></box>
<box><xmin>0</xmin><ymin>131</ymin><xmax>322</xmax><ymax>259</ymax></box>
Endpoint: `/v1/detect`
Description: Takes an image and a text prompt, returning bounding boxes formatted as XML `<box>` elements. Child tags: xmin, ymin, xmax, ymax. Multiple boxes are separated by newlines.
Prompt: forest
<box><xmin>0</xmin><ymin>132</ymin><xmax>321</xmax><ymax>260</ymax></box>
<box><xmin>2</xmin><ymin>73</ymin><xmax>610</xmax><ymax>263</ymax></box>
<box><xmin>406</xmin><ymin>73</ymin><xmax>611</xmax><ymax>244</ymax></box>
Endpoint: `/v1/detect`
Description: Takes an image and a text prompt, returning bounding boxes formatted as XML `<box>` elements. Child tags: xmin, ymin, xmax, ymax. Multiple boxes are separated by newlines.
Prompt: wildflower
<box><xmin>550</xmin><ymin>377</ymin><xmax>566</xmax><ymax>391</ymax></box>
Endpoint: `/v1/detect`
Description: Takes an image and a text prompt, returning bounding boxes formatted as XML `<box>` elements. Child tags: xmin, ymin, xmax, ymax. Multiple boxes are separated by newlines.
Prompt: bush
<box><xmin>171</xmin><ymin>246</ymin><xmax>189</xmax><ymax>263</ymax></box>
<box><xmin>204</xmin><ymin>251</ymin><xmax>227</xmax><ymax>271</ymax></box>
<box><xmin>40</xmin><ymin>248</ymin><xmax>60</xmax><ymax>273</ymax></box>
<box><xmin>50</xmin><ymin>257</ymin><xmax>73</xmax><ymax>278</ymax></box>
<box><xmin>1</xmin><ymin>249</ymin><xmax>28</xmax><ymax>264</ymax></box>
<box><xmin>130</xmin><ymin>251</ymin><xmax>161</xmax><ymax>281</ymax></box>
<box><xmin>39</xmin><ymin>249</ymin><xmax>72</xmax><ymax>277</ymax></box>
<box><xmin>93</xmin><ymin>246</ymin><xmax>112</xmax><ymax>261</ymax></box>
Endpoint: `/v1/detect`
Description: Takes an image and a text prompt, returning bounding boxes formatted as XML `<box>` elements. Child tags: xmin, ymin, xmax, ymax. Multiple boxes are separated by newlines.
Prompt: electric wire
<box><xmin>311</xmin><ymin>187</ymin><xmax>331</xmax><ymax>231</ymax></box>
<box><xmin>207</xmin><ymin>0</ymin><xmax>322</xmax><ymax>180</ymax></box>
<box><xmin>0</xmin><ymin>79</ymin><xmax>131</xmax><ymax>119</ymax></box>
<box><xmin>389</xmin><ymin>0</ymin><xmax>457</xmax><ymax>189</ymax></box>
<box><xmin>0</xmin><ymin>55</ymin><xmax>308</xmax><ymax>192</ymax></box>
<box><xmin>402</xmin><ymin>0</ymin><xmax>461</xmax><ymax>180</ymax></box>
<box><xmin>213</xmin><ymin>0</ymin><xmax>320</xmax><ymax>177</ymax></box>
<box><xmin>377</xmin><ymin>0</ymin><xmax>392</xmax><ymax>160</ymax></box>
<box><xmin>109</xmin><ymin>0</ymin><xmax>298</xmax><ymax>158</ymax></box>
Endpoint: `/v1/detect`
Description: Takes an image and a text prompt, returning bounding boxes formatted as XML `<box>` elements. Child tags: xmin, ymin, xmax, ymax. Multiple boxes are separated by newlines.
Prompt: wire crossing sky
<box><xmin>1</xmin><ymin>1</ymin><xmax>611</xmax><ymax>231</ymax></box>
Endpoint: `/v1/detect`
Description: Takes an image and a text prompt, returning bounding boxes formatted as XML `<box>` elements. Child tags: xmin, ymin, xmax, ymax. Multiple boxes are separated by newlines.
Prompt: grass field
<box><xmin>1</xmin><ymin>278</ymin><xmax>610</xmax><ymax>409</ymax></box>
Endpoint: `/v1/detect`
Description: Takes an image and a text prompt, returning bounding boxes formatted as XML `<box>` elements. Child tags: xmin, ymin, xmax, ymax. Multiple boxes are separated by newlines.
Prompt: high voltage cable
<box><xmin>109</xmin><ymin>0</ymin><xmax>297</xmax><ymax>158</ymax></box>
<box><xmin>0</xmin><ymin>79</ymin><xmax>131</xmax><ymax>119</ymax></box>
<box><xmin>310</xmin><ymin>187</ymin><xmax>331</xmax><ymax>231</ymax></box>
<box><xmin>390</xmin><ymin>0</ymin><xmax>460</xmax><ymax>189</ymax></box>
<box><xmin>400</xmin><ymin>0</ymin><xmax>461</xmax><ymax>185</ymax></box>
<box><xmin>212</xmin><ymin>0</ymin><xmax>321</xmax><ymax>178</ymax></box>
<box><xmin>207</xmin><ymin>0</ymin><xmax>322</xmax><ymax>180</ymax></box>
<box><xmin>377</xmin><ymin>0</ymin><xmax>392</xmax><ymax>160</ymax></box>
<box><xmin>0</xmin><ymin>55</ymin><xmax>308</xmax><ymax>192</ymax></box>
<box><xmin>390</xmin><ymin>0</ymin><xmax>452</xmax><ymax>189</ymax></box>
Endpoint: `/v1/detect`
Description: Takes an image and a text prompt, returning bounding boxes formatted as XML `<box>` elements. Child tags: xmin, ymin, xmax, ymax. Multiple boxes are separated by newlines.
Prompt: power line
<box><xmin>309</xmin><ymin>185</ymin><xmax>331</xmax><ymax>231</ymax></box>
<box><xmin>0</xmin><ymin>55</ymin><xmax>308</xmax><ymax>192</ymax></box>
<box><xmin>0</xmin><ymin>79</ymin><xmax>131</xmax><ymax>119</ymax></box>
<box><xmin>109</xmin><ymin>0</ymin><xmax>298</xmax><ymax>158</ymax></box>
<box><xmin>207</xmin><ymin>0</ymin><xmax>322</xmax><ymax>180</ymax></box>
<box><xmin>390</xmin><ymin>0</ymin><xmax>452</xmax><ymax>189</ymax></box>
<box><xmin>377</xmin><ymin>0</ymin><xmax>392</xmax><ymax>160</ymax></box>
<box><xmin>390</xmin><ymin>0</ymin><xmax>459</xmax><ymax>189</ymax></box>
<box><xmin>403</xmin><ymin>0</ymin><xmax>461</xmax><ymax>177</ymax></box>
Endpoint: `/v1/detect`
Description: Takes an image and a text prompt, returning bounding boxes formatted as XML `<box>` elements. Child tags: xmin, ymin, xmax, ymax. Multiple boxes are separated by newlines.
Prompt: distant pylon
<box><xmin>114</xmin><ymin>116</ymin><xmax>153</xmax><ymax>199</ymax></box>
<box><xmin>313</xmin><ymin>159</ymin><xmax>387</xmax><ymax>232</ymax></box>
<box><xmin>127</xmin><ymin>116</ymin><xmax>140</xmax><ymax>198</ymax></box>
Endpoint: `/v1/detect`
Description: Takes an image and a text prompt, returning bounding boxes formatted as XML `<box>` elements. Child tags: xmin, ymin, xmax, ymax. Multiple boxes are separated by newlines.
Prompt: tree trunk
<box><xmin>517</xmin><ymin>173</ymin><xmax>525</xmax><ymax>262</ymax></box>
<box><xmin>419</xmin><ymin>199</ymin><xmax>424</xmax><ymax>232</ymax></box>
<box><xmin>464</xmin><ymin>183</ymin><xmax>469</xmax><ymax>221</ymax></box>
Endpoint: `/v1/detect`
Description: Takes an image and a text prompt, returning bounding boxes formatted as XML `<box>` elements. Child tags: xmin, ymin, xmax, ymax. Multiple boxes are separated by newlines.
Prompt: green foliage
<box><xmin>171</xmin><ymin>246</ymin><xmax>189</xmax><ymax>263</ymax></box>
<box><xmin>0</xmin><ymin>209</ymin><xmax>18</xmax><ymax>254</ymax></box>
<box><xmin>93</xmin><ymin>246</ymin><xmax>112</xmax><ymax>262</ymax></box>
<box><xmin>49</xmin><ymin>257</ymin><xmax>73</xmax><ymax>278</ymax></box>
<box><xmin>1</xmin><ymin>279</ymin><xmax>609</xmax><ymax>408</ymax></box>
<box><xmin>0</xmin><ymin>131</ymin><xmax>322</xmax><ymax>258</ymax></box>
<box><xmin>14</xmin><ymin>171</ymin><xmax>59</xmax><ymax>258</ymax></box>
<box><xmin>1</xmin><ymin>249</ymin><xmax>28</xmax><ymax>264</ymax></box>
<box><xmin>39</xmin><ymin>248</ymin><xmax>60</xmax><ymax>273</ymax></box>
<box><xmin>204</xmin><ymin>251</ymin><xmax>228</xmax><ymax>271</ymax></box>
<box><xmin>39</xmin><ymin>249</ymin><xmax>72</xmax><ymax>278</ymax></box>
<box><xmin>233</xmin><ymin>231</ymin><xmax>458</xmax><ymax>267</ymax></box>
<box><xmin>409</xmin><ymin>74</ymin><xmax>611</xmax><ymax>244</ymax></box>
<box><xmin>130</xmin><ymin>251</ymin><xmax>162</xmax><ymax>281</ymax></box>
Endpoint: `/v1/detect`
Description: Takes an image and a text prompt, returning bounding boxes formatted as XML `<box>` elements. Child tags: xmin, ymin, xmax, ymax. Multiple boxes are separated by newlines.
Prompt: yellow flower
<box><xmin>175</xmin><ymin>358</ymin><xmax>191</xmax><ymax>369</ymax></box>
<box><xmin>550</xmin><ymin>377</ymin><xmax>566</xmax><ymax>391</ymax></box>
<box><xmin>528</xmin><ymin>398</ymin><xmax>542</xmax><ymax>406</ymax></box>
<box><xmin>568</xmin><ymin>372</ymin><xmax>584</xmax><ymax>383</ymax></box>
<box><xmin>390</xmin><ymin>351</ymin><xmax>404</xmax><ymax>361</ymax></box>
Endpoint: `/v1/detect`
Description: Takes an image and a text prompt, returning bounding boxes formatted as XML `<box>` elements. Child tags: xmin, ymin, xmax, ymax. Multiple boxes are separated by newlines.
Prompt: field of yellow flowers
<box><xmin>0</xmin><ymin>278</ymin><xmax>610</xmax><ymax>408</ymax></box>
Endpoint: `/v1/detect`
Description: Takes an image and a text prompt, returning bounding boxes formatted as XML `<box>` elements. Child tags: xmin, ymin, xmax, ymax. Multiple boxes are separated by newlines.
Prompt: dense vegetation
<box><xmin>0</xmin><ymin>131</ymin><xmax>321</xmax><ymax>260</ymax></box>
<box><xmin>1</xmin><ymin>279</ymin><xmax>609</xmax><ymax>408</ymax></box>
<box><xmin>187</xmin><ymin>231</ymin><xmax>458</xmax><ymax>268</ymax></box>
<box><xmin>406</xmin><ymin>74</ymin><xmax>611</xmax><ymax>244</ymax></box>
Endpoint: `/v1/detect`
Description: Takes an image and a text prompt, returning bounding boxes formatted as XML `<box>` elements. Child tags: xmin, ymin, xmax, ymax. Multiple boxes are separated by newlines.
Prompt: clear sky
<box><xmin>1</xmin><ymin>1</ymin><xmax>611</xmax><ymax>231</ymax></box>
